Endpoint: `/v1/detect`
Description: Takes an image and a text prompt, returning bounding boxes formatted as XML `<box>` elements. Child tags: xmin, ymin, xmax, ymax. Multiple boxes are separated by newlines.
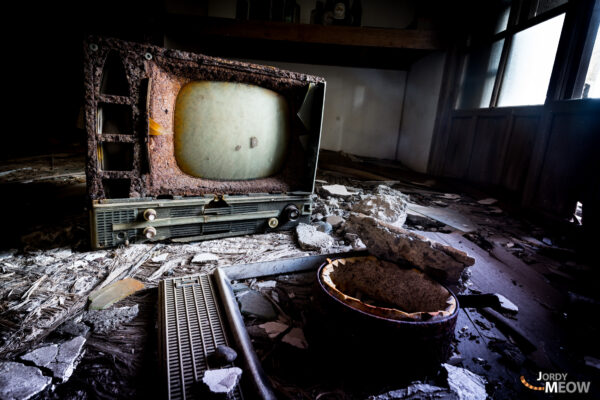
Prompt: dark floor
<box><xmin>0</xmin><ymin>151</ymin><xmax>599</xmax><ymax>399</ymax></box>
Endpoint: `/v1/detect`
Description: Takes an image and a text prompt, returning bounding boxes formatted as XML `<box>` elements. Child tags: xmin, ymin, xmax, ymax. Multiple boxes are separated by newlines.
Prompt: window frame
<box><xmin>455</xmin><ymin>0</ymin><xmax>598</xmax><ymax>110</ymax></box>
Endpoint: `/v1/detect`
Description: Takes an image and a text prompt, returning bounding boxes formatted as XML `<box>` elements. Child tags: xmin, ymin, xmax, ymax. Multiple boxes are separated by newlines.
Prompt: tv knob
<box><xmin>268</xmin><ymin>218</ymin><xmax>279</xmax><ymax>229</ymax></box>
<box><xmin>143</xmin><ymin>226</ymin><xmax>157</xmax><ymax>239</ymax></box>
<box><xmin>283</xmin><ymin>204</ymin><xmax>300</xmax><ymax>221</ymax></box>
<box><xmin>143</xmin><ymin>209</ymin><xmax>157</xmax><ymax>221</ymax></box>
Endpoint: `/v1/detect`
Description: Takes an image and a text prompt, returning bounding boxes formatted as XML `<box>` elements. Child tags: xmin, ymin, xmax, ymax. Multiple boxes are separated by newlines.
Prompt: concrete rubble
<box><xmin>320</xmin><ymin>184</ymin><xmax>355</xmax><ymax>199</ymax></box>
<box><xmin>20</xmin><ymin>336</ymin><xmax>86</xmax><ymax>383</ymax></box>
<box><xmin>494</xmin><ymin>293</ymin><xmax>519</xmax><ymax>314</ymax></box>
<box><xmin>353</xmin><ymin>185</ymin><xmax>408</xmax><ymax>227</ymax></box>
<box><xmin>295</xmin><ymin>223</ymin><xmax>335</xmax><ymax>252</ymax></box>
<box><xmin>237</xmin><ymin>290</ymin><xmax>277</xmax><ymax>320</ymax></box>
<box><xmin>211</xmin><ymin>345</ymin><xmax>238</xmax><ymax>366</ymax></box>
<box><xmin>368</xmin><ymin>383</ymin><xmax>456</xmax><ymax>399</ymax></box>
<box><xmin>0</xmin><ymin>361</ymin><xmax>52</xmax><ymax>400</ymax></box>
<box><xmin>325</xmin><ymin>215</ymin><xmax>344</xmax><ymax>228</ymax></box>
<box><xmin>191</xmin><ymin>252</ymin><xmax>219</xmax><ymax>264</ymax></box>
<box><xmin>258</xmin><ymin>321</ymin><xmax>289</xmax><ymax>338</ymax></box>
<box><xmin>346</xmin><ymin>214</ymin><xmax>475</xmax><ymax>283</ymax></box>
<box><xmin>202</xmin><ymin>367</ymin><xmax>243</xmax><ymax>394</ymax></box>
<box><xmin>443</xmin><ymin>364</ymin><xmax>487</xmax><ymax>400</ymax></box>
<box><xmin>82</xmin><ymin>304</ymin><xmax>139</xmax><ymax>333</ymax></box>
<box><xmin>368</xmin><ymin>364</ymin><xmax>486</xmax><ymax>400</ymax></box>
<box><xmin>281</xmin><ymin>327</ymin><xmax>308</xmax><ymax>349</ymax></box>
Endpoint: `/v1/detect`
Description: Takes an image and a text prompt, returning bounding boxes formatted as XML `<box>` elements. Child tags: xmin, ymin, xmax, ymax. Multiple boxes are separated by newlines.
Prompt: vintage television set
<box><xmin>84</xmin><ymin>37</ymin><xmax>325</xmax><ymax>249</ymax></box>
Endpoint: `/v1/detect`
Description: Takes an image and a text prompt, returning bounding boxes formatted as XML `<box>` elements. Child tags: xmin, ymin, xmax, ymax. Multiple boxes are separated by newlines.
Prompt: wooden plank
<box><xmin>442</xmin><ymin>116</ymin><xmax>476</xmax><ymax>178</ymax></box>
<box><xmin>467</xmin><ymin>115</ymin><xmax>509</xmax><ymax>184</ymax></box>
<box><xmin>501</xmin><ymin>115</ymin><xmax>540</xmax><ymax>192</ymax></box>
<box><xmin>166</xmin><ymin>16</ymin><xmax>443</xmax><ymax>50</ymax></box>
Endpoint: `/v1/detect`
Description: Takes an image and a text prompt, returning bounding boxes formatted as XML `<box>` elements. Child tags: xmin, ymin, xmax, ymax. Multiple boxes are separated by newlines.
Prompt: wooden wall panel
<box><xmin>441</xmin><ymin>116</ymin><xmax>476</xmax><ymax>178</ymax></box>
<box><xmin>501</xmin><ymin>116</ymin><xmax>540</xmax><ymax>192</ymax></box>
<box><xmin>534</xmin><ymin>109</ymin><xmax>600</xmax><ymax>216</ymax></box>
<box><xmin>467</xmin><ymin>116</ymin><xmax>509</xmax><ymax>184</ymax></box>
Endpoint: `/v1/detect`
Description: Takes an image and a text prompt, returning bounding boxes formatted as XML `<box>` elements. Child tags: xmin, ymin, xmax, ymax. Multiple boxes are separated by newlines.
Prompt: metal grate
<box><xmin>96</xmin><ymin>209</ymin><xmax>134</xmax><ymax>247</ymax></box>
<box><xmin>160</xmin><ymin>274</ymin><xmax>244</xmax><ymax>400</ymax></box>
<box><xmin>170</xmin><ymin>206</ymin><xmax>202</xmax><ymax>218</ymax></box>
<box><xmin>170</xmin><ymin>221</ymin><xmax>259</xmax><ymax>238</ymax></box>
<box><xmin>231</xmin><ymin>204</ymin><xmax>259</xmax><ymax>213</ymax></box>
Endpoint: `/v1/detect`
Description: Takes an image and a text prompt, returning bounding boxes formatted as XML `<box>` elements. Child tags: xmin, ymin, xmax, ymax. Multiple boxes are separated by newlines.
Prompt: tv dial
<box><xmin>143</xmin><ymin>226</ymin><xmax>157</xmax><ymax>239</ymax></box>
<box><xmin>143</xmin><ymin>209</ymin><xmax>157</xmax><ymax>221</ymax></box>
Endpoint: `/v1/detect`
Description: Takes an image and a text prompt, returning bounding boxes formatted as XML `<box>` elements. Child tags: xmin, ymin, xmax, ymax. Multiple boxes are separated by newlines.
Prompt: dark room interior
<box><xmin>1</xmin><ymin>0</ymin><xmax>599</xmax><ymax>399</ymax></box>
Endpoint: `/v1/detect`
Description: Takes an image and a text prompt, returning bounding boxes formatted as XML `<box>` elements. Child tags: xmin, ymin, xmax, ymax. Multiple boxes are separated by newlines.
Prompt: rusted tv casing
<box><xmin>84</xmin><ymin>37</ymin><xmax>325</xmax><ymax>248</ymax></box>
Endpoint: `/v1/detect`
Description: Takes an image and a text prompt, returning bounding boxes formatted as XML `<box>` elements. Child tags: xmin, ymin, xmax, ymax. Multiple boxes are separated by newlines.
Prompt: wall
<box><xmin>164</xmin><ymin>0</ymin><xmax>424</xmax><ymax>161</ymax></box>
<box><xmin>396</xmin><ymin>51</ymin><xmax>446</xmax><ymax>172</ymax></box>
<box><xmin>249</xmin><ymin>61</ymin><xmax>407</xmax><ymax>160</ymax></box>
<box><xmin>203</xmin><ymin>0</ymin><xmax>416</xmax><ymax>28</ymax></box>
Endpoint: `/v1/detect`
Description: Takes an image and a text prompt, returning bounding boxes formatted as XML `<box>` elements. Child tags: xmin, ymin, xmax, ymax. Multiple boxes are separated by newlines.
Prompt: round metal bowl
<box><xmin>314</xmin><ymin>256</ymin><xmax>459</xmax><ymax>369</ymax></box>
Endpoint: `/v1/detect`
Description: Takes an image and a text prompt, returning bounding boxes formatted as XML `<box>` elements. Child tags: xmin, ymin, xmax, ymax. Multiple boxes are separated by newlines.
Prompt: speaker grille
<box><xmin>96</xmin><ymin>209</ymin><xmax>135</xmax><ymax>247</ymax></box>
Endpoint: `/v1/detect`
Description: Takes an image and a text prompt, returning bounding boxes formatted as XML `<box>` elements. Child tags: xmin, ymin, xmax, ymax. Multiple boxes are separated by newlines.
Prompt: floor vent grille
<box><xmin>159</xmin><ymin>274</ymin><xmax>243</xmax><ymax>400</ymax></box>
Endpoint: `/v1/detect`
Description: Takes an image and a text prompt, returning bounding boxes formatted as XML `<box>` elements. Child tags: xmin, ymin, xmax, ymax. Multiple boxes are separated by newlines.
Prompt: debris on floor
<box><xmin>259</xmin><ymin>321</ymin><xmax>289</xmax><ymax>339</ymax></box>
<box><xmin>20</xmin><ymin>336</ymin><xmax>86</xmax><ymax>383</ymax></box>
<box><xmin>281</xmin><ymin>327</ymin><xmax>308</xmax><ymax>349</ymax></box>
<box><xmin>368</xmin><ymin>383</ymin><xmax>453</xmax><ymax>400</ymax></box>
<box><xmin>88</xmin><ymin>278</ymin><xmax>145</xmax><ymax>310</ymax></box>
<box><xmin>295</xmin><ymin>223</ymin><xmax>335</xmax><ymax>252</ymax></box>
<box><xmin>494</xmin><ymin>293</ymin><xmax>519</xmax><ymax>314</ymax></box>
<box><xmin>237</xmin><ymin>290</ymin><xmax>277</xmax><ymax>320</ymax></box>
<box><xmin>191</xmin><ymin>252</ymin><xmax>219</xmax><ymax>264</ymax></box>
<box><xmin>0</xmin><ymin>361</ymin><xmax>52</xmax><ymax>400</ymax></box>
<box><xmin>443</xmin><ymin>363</ymin><xmax>487</xmax><ymax>400</ymax></box>
<box><xmin>319</xmin><ymin>184</ymin><xmax>356</xmax><ymax>199</ymax></box>
<box><xmin>202</xmin><ymin>367</ymin><xmax>243</xmax><ymax>394</ymax></box>
<box><xmin>82</xmin><ymin>305</ymin><xmax>139</xmax><ymax>333</ymax></box>
<box><xmin>346</xmin><ymin>214</ymin><xmax>475</xmax><ymax>283</ymax></box>
<box><xmin>210</xmin><ymin>345</ymin><xmax>238</xmax><ymax>366</ymax></box>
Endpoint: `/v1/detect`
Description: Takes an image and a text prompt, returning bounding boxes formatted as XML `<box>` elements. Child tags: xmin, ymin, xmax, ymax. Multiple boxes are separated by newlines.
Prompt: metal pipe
<box><xmin>213</xmin><ymin>268</ymin><xmax>277</xmax><ymax>400</ymax></box>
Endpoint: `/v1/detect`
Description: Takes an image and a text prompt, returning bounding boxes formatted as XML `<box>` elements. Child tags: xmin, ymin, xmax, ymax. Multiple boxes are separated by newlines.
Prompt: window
<box><xmin>456</xmin><ymin>40</ymin><xmax>505</xmax><ymax>109</ymax></box>
<box><xmin>584</xmin><ymin>28</ymin><xmax>600</xmax><ymax>98</ymax></box>
<box><xmin>455</xmin><ymin>0</ymin><xmax>571</xmax><ymax>109</ymax></box>
<box><xmin>498</xmin><ymin>14</ymin><xmax>565</xmax><ymax>106</ymax></box>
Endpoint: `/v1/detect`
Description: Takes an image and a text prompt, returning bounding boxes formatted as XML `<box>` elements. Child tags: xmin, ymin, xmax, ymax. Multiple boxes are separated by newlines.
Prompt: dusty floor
<box><xmin>0</xmin><ymin>151</ymin><xmax>599</xmax><ymax>399</ymax></box>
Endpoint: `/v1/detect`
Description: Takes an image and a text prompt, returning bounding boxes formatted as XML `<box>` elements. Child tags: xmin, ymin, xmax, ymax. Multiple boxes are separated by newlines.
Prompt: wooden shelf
<box><xmin>165</xmin><ymin>16</ymin><xmax>443</xmax><ymax>51</ymax></box>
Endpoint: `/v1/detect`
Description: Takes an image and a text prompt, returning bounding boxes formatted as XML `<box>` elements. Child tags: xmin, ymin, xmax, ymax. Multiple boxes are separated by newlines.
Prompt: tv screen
<box><xmin>174</xmin><ymin>81</ymin><xmax>290</xmax><ymax>180</ymax></box>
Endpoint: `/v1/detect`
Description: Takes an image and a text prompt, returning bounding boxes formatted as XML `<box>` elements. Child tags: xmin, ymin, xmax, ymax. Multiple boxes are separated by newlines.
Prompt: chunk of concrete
<box><xmin>346</xmin><ymin>214</ymin><xmax>475</xmax><ymax>283</ymax></box>
<box><xmin>202</xmin><ymin>367</ymin><xmax>243</xmax><ymax>394</ymax></box>
<box><xmin>20</xmin><ymin>336</ymin><xmax>86</xmax><ymax>383</ymax></box>
<box><xmin>88</xmin><ymin>278</ymin><xmax>145</xmax><ymax>310</ymax></box>
<box><xmin>320</xmin><ymin>184</ymin><xmax>354</xmax><ymax>198</ymax></box>
<box><xmin>20</xmin><ymin>344</ymin><xmax>58</xmax><ymax>369</ymax></box>
<box><xmin>282</xmin><ymin>327</ymin><xmax>308</xmax><ymax>349</ymax></box>
<box><xmin>83</xmin><ymin>304</ymin><xmax>139</xmax><ymax>333</ymax></box>
<box><xmin>0</xmin><ymin>361</ymin><xmax>52</xmax><ymax>400</ymax></box>
<box><xmin>56</xmin><ymin>319</ymin><xmax>90</xmax><ymax>337</ymax></box>
<box><xmin>295</xmin><ymin>223</ymin><xmax>334</xmax><ymax>252</ymax></box>
<box><xmin>326</xmin><ymin>215</ymin><xmax>345</xmax><ymax>228</ymax></box>
<box><xmin>191</xmin><ymin>253</ymin><xmax>219</xmax><ymax>264</ymax></box>
<box><xmin>210</xmin><ymin>345</ymin><xmax>238</xmax><ymax>366</ymax></box>
<box><xmin>313</xmin><ymin>221</ymin><xmax>333</xmax><ymax>234</ymax></box>
<box><xmin>238</xmin><ymin>291</ymin><xmax>276</xmax><ymax>320</ymax></box>
<box><xmin>353</xmin><ymin>187</ymin><xmax>408</xmax><ymax>227</ymax></box>
<box><xmin>495</xmin><ymin>294</ymin><xmax>518</xmax><ymax>314</ymax></box>
<box><xmin>258</xmin><ymin>321</ymin><xmax>289</xmax><ymax>338</ymax></box>
<box><xmin>368</xmin><ymin>382</ymin><xmax>457</xmax><ymax>399</ymax></box>
<box><xmin>443</xmin><ymin>364</ymin><xmax>487</xmax><ymax>400</ymax></box>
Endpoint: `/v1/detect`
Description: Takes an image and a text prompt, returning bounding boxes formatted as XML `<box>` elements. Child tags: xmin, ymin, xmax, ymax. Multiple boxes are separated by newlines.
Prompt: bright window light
<box><xmin>498</xmin><ymin>13</ymin><xmax>565</xmax><ymax>107</ymax></box>
<box><xmin>583</xmin><ymin>28</ymin><xmax>600</xmax><ymax>98</ymax></box>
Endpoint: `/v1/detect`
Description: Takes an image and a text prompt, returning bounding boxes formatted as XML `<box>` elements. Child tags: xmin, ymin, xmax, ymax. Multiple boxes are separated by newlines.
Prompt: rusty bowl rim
<box><xmin>316</xmin><ymin>257</ymin><xmax>460</xmax><ymax>326</ymax></box>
